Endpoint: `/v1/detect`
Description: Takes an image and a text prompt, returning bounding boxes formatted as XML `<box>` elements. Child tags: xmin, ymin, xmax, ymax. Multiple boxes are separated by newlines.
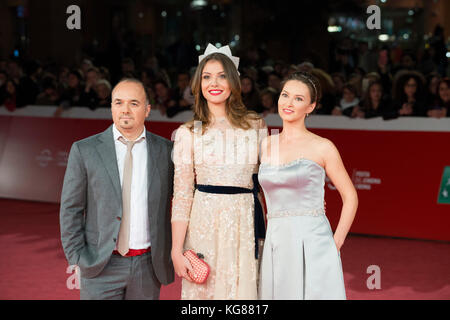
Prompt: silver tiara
<box><xmin>198</xmin><ymin>43</ymin><xmax>240</xmax><ymax>73</ymax></box>
<box><xmin>298</xmin><ymin>72</ymin><xmax>318</xmax><ymax>101</ymax></box>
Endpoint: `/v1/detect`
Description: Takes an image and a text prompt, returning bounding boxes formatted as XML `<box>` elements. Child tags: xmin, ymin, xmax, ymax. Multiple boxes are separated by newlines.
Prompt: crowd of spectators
<box><xmin>234</xmin><ymin>28</ymin><xmax>449</xmax><ymax>120</ymax></box>
<box><xmin>0</xmin><ymin>30</ymin><xmax>449</xmax><ymax>120</ymax></box>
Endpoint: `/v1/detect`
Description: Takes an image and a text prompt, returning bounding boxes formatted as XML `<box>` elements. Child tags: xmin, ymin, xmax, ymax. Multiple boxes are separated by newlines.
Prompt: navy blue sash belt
<box><xmin>195</xmin><ymin>173</ymin><xmax>266</xmax><ymax>259</ymax></box>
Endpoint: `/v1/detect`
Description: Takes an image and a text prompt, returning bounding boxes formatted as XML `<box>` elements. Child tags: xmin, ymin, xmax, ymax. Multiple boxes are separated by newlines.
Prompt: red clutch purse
<box><xmin>183</xmin><ymin>250</ymin><xmax>210</xmax><ymax>284</ymax></box>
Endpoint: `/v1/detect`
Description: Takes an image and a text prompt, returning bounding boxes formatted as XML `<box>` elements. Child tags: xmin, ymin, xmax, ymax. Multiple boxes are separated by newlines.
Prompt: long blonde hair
<box><xmin>186</xmin><ymin>52</ymin><xmax>260</xmax><ymax>133</ymax></box>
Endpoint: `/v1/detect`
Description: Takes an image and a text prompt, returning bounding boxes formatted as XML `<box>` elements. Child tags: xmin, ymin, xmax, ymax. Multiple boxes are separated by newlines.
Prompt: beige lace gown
<box><xmin>171</xmin><ymin>117</ymin><xmax>267</xmax><ymax>300</ymax></box>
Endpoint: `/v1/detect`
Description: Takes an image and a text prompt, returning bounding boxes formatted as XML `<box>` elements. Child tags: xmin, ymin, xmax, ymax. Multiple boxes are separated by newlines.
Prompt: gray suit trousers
<box><xmin>80</xmin><ymin>251</ymin><xmax>161</xmax><ymax>300</ymax></box>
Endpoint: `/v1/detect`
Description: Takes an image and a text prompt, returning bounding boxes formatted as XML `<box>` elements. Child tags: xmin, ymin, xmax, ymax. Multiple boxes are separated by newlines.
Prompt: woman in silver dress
<box><xmin>258</xmin><ymin>71</ymin><xmax>358</xmax><ymax>300</ymax></box>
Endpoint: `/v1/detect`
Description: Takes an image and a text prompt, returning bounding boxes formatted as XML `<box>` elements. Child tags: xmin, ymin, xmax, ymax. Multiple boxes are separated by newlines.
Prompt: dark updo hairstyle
<box><xmin>281</xmin><ymin>71</ymin><xmax>322</xmax><ymax>104</ymax></box>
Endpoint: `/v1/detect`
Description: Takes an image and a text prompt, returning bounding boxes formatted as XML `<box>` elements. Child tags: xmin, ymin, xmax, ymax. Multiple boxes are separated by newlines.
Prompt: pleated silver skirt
<box><xmin>259</xmin><ymin>213</ymin><xmax>346</xmax><ymax>300</ymax></box>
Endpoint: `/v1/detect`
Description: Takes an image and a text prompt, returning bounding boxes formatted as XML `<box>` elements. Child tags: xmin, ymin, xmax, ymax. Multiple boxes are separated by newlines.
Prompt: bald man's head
<box><xmin>112</xmin><ymin>78</ymin><xmax>150</xmax><ymax>106</ymax></box>
<box><xmin>111</xmin><ymin>79</ymin><xmax>151</xmax><ymax>135</ymax></box>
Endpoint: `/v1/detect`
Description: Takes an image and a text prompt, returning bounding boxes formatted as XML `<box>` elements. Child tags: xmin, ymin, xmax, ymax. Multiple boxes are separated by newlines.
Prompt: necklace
<box><xmin>214</xmin><ymin>116</ymin><xmax>227</xmax><ymax>124</ymax></box>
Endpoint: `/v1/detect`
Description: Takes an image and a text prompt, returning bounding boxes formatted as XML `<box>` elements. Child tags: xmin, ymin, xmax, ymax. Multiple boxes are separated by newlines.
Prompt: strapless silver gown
<box><xmin>258</xmin><ymin>158</ymin><xmax>346</xmax><ymax>300</ymax></box>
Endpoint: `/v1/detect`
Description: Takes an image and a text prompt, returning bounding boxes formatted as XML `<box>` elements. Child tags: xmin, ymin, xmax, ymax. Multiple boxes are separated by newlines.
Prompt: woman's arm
<box><xmin>171</xmin><ymin>125</ymin><xmax>196</xmax><ymax>281</ymax></box>
<box><xmin>322</xmin><ymin>139</ymin><xmax>358</xmax><ymax>251</ymax></box>
<box><xmin>258</xmin><ymin>118</ymin><xmax>269</xmax><ymax>164</ymax></box>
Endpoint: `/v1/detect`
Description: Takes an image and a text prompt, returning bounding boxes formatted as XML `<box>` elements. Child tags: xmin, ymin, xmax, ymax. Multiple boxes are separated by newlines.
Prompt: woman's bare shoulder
<box><xmin>245</xmin><ymin>114</ymin><xmax>266</xmax><ymax>129</ymax></box>
<box><xmin>311</xmin><ymin>135</ymin><xmax>341</xmax><ymax>165</ymax></box>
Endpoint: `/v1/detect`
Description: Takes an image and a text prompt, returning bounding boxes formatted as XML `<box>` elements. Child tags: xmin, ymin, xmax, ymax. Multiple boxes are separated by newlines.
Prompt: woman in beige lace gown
<box><xmin>171</xmin><ymin>45</ymin><xmax>267</xmax><ymax>300</ymax></box>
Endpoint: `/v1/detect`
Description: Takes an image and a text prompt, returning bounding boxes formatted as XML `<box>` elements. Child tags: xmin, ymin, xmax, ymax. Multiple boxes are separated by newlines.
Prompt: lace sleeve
<box><xmin>171</xmin><ymin>125</ymin><xmax>195</xmax><ymax>222</ymax></box>
<box><xmin>258</xmin><ymin>118</ymin><xmax>269</xmax><ymax>163</ymax></box>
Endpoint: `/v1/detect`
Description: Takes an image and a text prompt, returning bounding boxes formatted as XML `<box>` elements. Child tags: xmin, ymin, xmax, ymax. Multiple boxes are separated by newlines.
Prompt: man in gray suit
<box><xmin>60</xmin><ymin>78</ymin><xmax>174</xmax><ymax>299</ymax></box>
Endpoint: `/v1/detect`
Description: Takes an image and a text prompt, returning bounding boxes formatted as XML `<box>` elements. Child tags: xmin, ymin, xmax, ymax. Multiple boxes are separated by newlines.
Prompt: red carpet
<box><xmin>0</xmin><ymin>198</ymin><xmax>449</xmax><ymax>300</ymax></box>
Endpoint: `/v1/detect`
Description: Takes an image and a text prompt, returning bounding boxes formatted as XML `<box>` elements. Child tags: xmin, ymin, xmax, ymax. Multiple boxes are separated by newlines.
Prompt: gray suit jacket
<box><xmin>60</xmin><ymin>124</ymin><xmax>175</xmax><ymax>284</ymax></box>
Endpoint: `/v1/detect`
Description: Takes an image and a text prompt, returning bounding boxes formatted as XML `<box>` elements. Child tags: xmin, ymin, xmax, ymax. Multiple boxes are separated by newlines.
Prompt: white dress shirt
<box><xmin>113</xmin><ymin>124</ymin><xmax>151</xmax><ymax>250</ymax></box>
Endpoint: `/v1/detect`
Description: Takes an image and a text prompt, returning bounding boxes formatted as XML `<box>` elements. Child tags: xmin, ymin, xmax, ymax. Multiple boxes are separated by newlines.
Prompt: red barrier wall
<box><xmin>0</xmin><ymin>115</ymin><xmax>449</xmax><ymax>241</ymax></box>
